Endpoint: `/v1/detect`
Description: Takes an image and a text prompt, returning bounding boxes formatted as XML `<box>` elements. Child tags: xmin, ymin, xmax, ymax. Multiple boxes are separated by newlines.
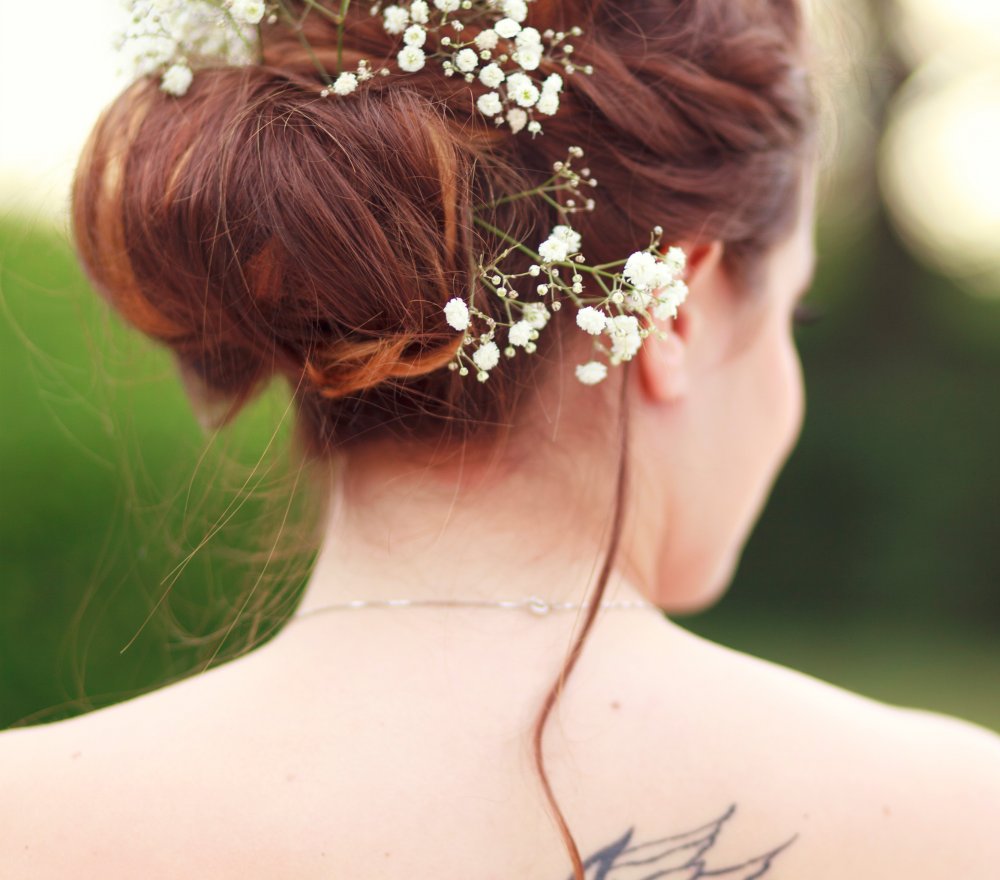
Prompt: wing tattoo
<box><xmin>568</xmin><ymin>804</ymin><xmax>798</xmax><ymax>880</ymax></box>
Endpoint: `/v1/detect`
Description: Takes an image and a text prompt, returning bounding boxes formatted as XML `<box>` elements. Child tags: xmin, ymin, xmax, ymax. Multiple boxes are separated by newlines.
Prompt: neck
<box><xmin>293</xmin><ymin>431</ymin><xmax>656</xmax><ymax>619</ymax></box>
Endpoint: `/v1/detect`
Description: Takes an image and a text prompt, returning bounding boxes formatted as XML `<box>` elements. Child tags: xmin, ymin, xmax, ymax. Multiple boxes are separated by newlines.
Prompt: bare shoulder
<box><xmin>0</xmin><ymin>658</ymin><xmax>260</xmax><ymax>879</ymax></box>
<box><xmin>646</xmin><ymin>621</ymin><xmax>1000</xmax><ymax>878</ymax></box>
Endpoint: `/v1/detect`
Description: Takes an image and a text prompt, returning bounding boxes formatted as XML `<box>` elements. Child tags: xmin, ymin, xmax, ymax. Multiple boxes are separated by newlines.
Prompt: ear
<box><xmin>636</xmin><ymin>240</ymin><xmax>724</xmax><ymax>405</ymax></box>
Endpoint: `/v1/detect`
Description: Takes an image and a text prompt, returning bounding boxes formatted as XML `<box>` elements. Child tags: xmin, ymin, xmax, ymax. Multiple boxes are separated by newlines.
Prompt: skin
<box><xmin>284</xmin><ymin>169</ymin><xmax>818</xmax><ymax>627</ymax></box>
<box><xmin>4</xmin><ymin>167</ymin><xmax>1000</xmax><ymax>878</ymax></box>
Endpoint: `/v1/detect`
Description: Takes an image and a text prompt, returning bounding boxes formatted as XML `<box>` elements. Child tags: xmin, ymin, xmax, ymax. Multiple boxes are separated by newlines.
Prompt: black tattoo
<box><xmin>569</xmin><ymin>804</ymin><xmax>798</xmax><ymax>879</ymax></box>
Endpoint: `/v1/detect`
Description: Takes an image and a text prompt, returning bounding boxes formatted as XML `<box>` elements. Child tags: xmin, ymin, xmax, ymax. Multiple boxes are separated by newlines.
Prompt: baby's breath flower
<box><xmin>506</xmin><ymin>72</ymin><xmax>539</xmax><ymax>107</ymax></box>
<box><xmin>403</xmin><ymin>24</ymin><xmax>427</xmax><ymax>46</ymax></box>
<box><xmin>161</xmin><ymin>62</ymin><xmax>193</xmax><ymax>96</ymax></box>
<box><xmin>434</xmin><ymin>0</ymin><xmax>461</xmax><ymax>11</ymax></box>
<box><xmin>500</xmin><ymin>0</ymin><xmax>528</xmax><ymax>22</ymax></box>
<box><xmin>474</xmin><ymin>28</ymin><xmax>499</xmax><ymax>51</ymax></box>
<box><xmin>522</xmin><ymin>302</ymin><xmax>551</xmax><ymax>329</ymax></box>
<box><xmin>542</xmin><ymin>72</ymin><xmax>563</xmax><ymax>93</ymax></box>
<box><xmin>576</xmin><ymin>306</ymin><xmax>608</xmax><ymax>335</ymax></box>
<box><xmin>479</xmin><ymin>63</ymin><xmax>505</xmax><ymax>88</ymax></box>
<box><xmin>444</xmin><ymin>297</ymin><xmax>470</xmax><ymax>330</ymax></box>
<box><xmin>527</xmin><ymin>120</ymin><xmax>542</xmax><ymax>135</ymax></box>
<box><xmin>535</xmin><ymin>91</ymin><xmax>559</xmax><ymax>115</ymax></box>
<box><xmin>576</xmin><ymin>361</ymin><xmax>609</xmax><ymax>385</ymax></box>
<box><xmin>538</xmin><ymin>237</ymin><xmax>569</xmax><ymax>263</ymax></box>
<box><xmin>515</xmin><ymin>46</ymin><xmax>542</xmax><ymax>70</ymax></box>
<box><xmin>477</xmin><ymin>91</ymin><xmax>503</xmax><ymax>116</ymax></box>
<box><xmin>494</xmin><ymin>17</ymin><xmax>521</xmax><ymax>39</ymax></box>
<box><xmin>652</xmin><ymin>279</ymin><xmax>689</xmax><ymax>319</ymax></box>
<box><xmin>506</xmin><ymin>107</ymin><xmax>528</xmax><ymax>133</ymax></box>
<box><xmin>607</xmin><ymin>314</ymin><xmax>642</xmax><ymax>361</ymax></box>
<box><xmin>473</xmin><ymin>340</ymin><xmax>501</xmax><ymax>372</ymax></box>
<box><xmin>397</xmin><ymin>45</ymin><xmax>426</xmax><ymax>72</ymax></box>
<box><xmin>516</xmin><ymin>26</ymin><xmax>542</xmax><ymax>46</ymax></box>
<box><xmin>333</xmin><ymin>71</ymin><xmax>359</xmax><ymax>95</ymax></box>
<box><xmin>622</xmin><ymin>250</ymin><xmax>659</xmax><ymax>290</ymax></box>
<box><xmin>229</xmin><ymin>0</ymin><xmax>266</xmax><ymax>24</ymax></box>
<box><xmin>508</xmin><ymin>320</ymin><xmax>534</xmax><ymax>347</ymax></box>
<box><xmin>665</xmin><ymin>246</ymin><xmax>687</xmax><ymax>273</ymax></box>
<box><xmin>455</xmin><ymin>48</ymin><xmax>479</xmax><ymax>72</ymax></box>
<box><xmin>383</xmin><ymin>4</ymin><xmax>410</xmax><ymax>33</ymax></box>
<box><xmin>550</xmin><ymin>224</ymin><xmax>582</xmax><ymax>252</ymax></box>
<box><xmin>410</xmin><ymin>0</ymin><xmax>430</xmax><ymax>22</ymax></box>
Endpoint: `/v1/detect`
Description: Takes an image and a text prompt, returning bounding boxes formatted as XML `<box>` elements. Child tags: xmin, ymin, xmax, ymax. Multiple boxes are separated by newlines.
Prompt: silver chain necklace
<box><xmin>291</xmin><ymin>594</ymin><xmax>660</xmax><ymax>620</ymax></box>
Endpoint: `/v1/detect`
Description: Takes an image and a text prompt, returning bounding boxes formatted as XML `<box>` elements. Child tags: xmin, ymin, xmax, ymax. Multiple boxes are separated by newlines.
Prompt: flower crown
<box><xmin>114</xmin><ymin>0</ymin><xmax>689</xmax><ymax>386</ymax></box>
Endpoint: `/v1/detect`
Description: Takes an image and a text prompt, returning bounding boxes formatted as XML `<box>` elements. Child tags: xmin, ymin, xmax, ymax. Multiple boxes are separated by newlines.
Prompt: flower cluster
<box><xmin>115</xmin><ymin>0</ymin><xmax>268</xmax><ymax>96</ymax></box>
<box><xmin>442</xmin><ymin>147</ymin><xmax>689</xmax><ymax>386</ymax></box>
<box><xmin>113</xmin><ymin>1</ymin><xmax>691</xmax><ymax>390</ymax></box>
<box><xmin>119</xmin><ymin>0</ymin><xmax>587</xmax><ymax>134</ymax></box>
<box><xmin>363</xmin><ymin>0</ymin><xmax>584</xmax><ymax>135</ymax></box>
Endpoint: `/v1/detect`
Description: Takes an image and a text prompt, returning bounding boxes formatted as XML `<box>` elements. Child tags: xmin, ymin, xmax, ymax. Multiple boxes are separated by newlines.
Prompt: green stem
<box><xmin>473</xmin><ymin>217</ymin><xmax>544</xmax><ymax>263</ymax></box>
<box><xmin>303</xmin><ymin>0</ymin><xmax>344</xmax><ymax>24</ymax></box>
<box><xmin>337</xmin><ymin>0</ymin><xmax>351</xmax><ymax>74</ymax></box>
<box><xmin>276</xmin><ymin>0</ymin><xmax>333</xmax><ymax>83</ymax></box>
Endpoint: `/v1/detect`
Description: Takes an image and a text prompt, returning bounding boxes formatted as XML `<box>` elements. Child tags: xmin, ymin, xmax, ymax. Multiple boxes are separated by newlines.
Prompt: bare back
<box><xmin>3</xmin><ymin>609</ymin><xmax>999</xmax><ymax>878</ymax></box>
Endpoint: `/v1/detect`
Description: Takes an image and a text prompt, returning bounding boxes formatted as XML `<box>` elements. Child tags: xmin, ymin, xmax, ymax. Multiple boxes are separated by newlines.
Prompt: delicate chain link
<box><xmin>291</xmin><ymin>594</ymin><xmax>660</xmax><ymax>620</ymax></box>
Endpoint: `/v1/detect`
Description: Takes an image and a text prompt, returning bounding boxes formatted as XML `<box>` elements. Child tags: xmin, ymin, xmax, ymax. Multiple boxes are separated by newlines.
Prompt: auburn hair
<box><xmin>70</xmin><ymin>0</ymin><xmax>815</xmax><ymax>875</ymax></box>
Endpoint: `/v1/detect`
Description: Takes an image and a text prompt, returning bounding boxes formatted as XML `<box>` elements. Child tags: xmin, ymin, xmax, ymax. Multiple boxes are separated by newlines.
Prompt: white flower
<box><xmin>477</xmin><ymin>91</ymin><xmax>503</xmax><ymax>116</ymax></box>
<box><xmin>541</xmin><ymin>72</ymin><xmax>563</xmax><ymax>93</ymax></box>
<box><xmin>434</xmin><ymin>0</ymin><xmax>460</xmax><ymax>11</ymax></box>
<box><xmin>515</xmin><ymin>27</ymin><xmax>542</xmax><ymax>47</ymax></box>
<box><xmin>622</xmin><ymin>250</ymin><xmax>659</xmax><ymax>290</ymax></box>
<box><xmin>514</xmin><ymin>45</ymin><xmax>542</xmax><ymax>70</ymax></box>
<box><xmin>494</xmin><ymin>17</ymin><xmax>521</xmax><ymax>39</ymax></box>
<box><xmin>527</xmin><ymin>120</ymin><xmax>542</xmax><ymax>134</ymax></box>
<box><xmin>333</xmin><ymin>71</ymin><xmax>358</xmax><ymax>95</ymax></box>
<box><xmin>383</xmin><ymin>5</ymin><xmax>410</xmax><ymax>33</ymax></box>
<box><xmin>508</xmin><ymin>320</ymin><xmax>534</xmax><ymax>347</ymax></box>
<box><xmin>505</xmin><ymin>72</ymin><xmax>539</xmax><ymax>107</ymax></box>
<box><xmin>403</xmin><ymin>24</ymin><xmax>427</xmax><ymax>47</ymax></box>
<box><xmin>410</xmin><ymin>0</ymin><xmax>430</xmax><ymax>22</ymax></box>
<box><xmin>506</xmin><ymin>107</ymin><xmax>528</xmax><ymax>133</ymax></box>
<box><xmin>500</xmin><ymin>0</ymin><xmax>528</xmax><ymax>22</ymax></box>
<box><xmin>479</xmin><ymin>63</ymin><xmax>505</xmax><ymax>88</ymax></box>
<box><xmin>474</xmin><ymin>29</ymin><xmax>499</xmax><ymax>51</ymax></box>
<box><xmin>444</xmin><ymin>297</ymin><xmax>470</xmax><ymax>331</ymax></box>
<box><xmin>549</xmin><ymin>224</ymin><xmax>581</xmax><ymax>252</ymax></box>
<box><xmin>664</xmin><ymin>246</ymin><xmax>687</xmax><ymax>273</ymax></box>
<box><xmin>538</xmin><ymin>237</ymin><xmax>569</xmax><ymax>263</ymax></box>
<box><xmin>625</xmin><ymin>289</ymin><xmax>654</xmax><ymax>311</ymax></box>
<box><xmin>576</xmin><ymin>361</ymin><xmax>608</xmax><ymax>385</ymax></box>
<box><xmin>455</xmin><ymin>48</ymin><xmax>478</xmax><ymax>72</ymax></box>
<box><xmin>576</xmin><ymin>307</ymin><xmax>608</xmax><ymax>335</ymax></box>
<box><xmin>522</xmin><ymin>302</ymin><xmax>551</xmax><ymax>328</ymax></box>
<box><xmin>607</xmin><ymin>314</ymin><xmax>642</xmax><ymax>361</ymax></box>
<box><xmin>229</xmin><ymin>0</ymin><xmax>266</xmax><ymax>24</ymax></box>
<box><xmin>649</xmin><ymin>260</ymin><xmax>675</xmax><ymax>290</ymax></box>
<box><xmin>473</xmin><ymin>340</ymin><xmax>501</xmax><ymax>372</ymax></box>
<box><xmin>160</xmin><ymin>62</ymin><xmax>193</xmax><ymax>96</ymax></box>
<box><xmin>397</xmin><ymin>45</ymin><xmax>426</xmax><ymax>72</ymax></box>
<box><xmin>652</xmin><ymin>279</ymin><xmax>689</xmax><ymax>319</ymax></box>
<box><xmin>535</xmin><ymin>90</ymin><xmax>559</xmax><ymax>115</ymax></box>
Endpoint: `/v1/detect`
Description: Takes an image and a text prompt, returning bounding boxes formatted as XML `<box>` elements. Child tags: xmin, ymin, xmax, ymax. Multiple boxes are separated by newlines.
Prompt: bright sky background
<box><xmin>1</xmin><ymin>0</ymin><xmax>998</xmax><ymax>293</ymax></box>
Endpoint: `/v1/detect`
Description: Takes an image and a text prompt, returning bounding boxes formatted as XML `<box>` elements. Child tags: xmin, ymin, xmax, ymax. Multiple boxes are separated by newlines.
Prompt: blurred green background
<box><xmin>1</xmin><ymin>0</ymin><xmax>998</xmax><ymax>732</ymax></box>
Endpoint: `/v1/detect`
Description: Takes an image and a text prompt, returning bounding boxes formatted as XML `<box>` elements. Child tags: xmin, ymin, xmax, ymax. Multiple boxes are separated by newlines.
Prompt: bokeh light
<box><xmin>880</xmin><ymin>0</ymin><xmax>1000</xmax><ymax>297</ymax></box>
